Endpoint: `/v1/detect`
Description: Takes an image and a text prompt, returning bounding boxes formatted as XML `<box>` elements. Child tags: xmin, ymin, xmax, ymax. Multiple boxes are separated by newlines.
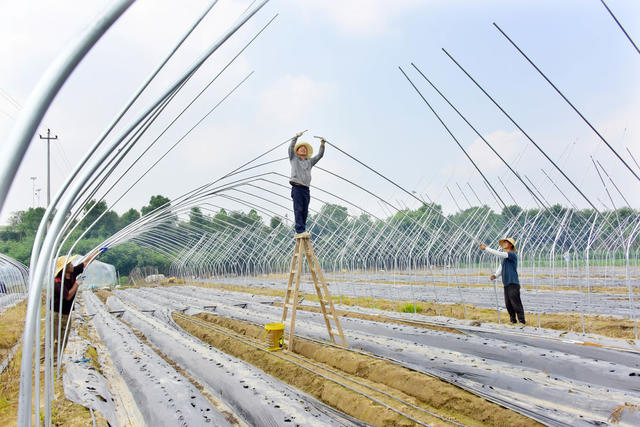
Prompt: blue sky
<box><xmin>0</xmin><ymin>0</ymin><xmax>638</xmax><ymax>224</ymax></box>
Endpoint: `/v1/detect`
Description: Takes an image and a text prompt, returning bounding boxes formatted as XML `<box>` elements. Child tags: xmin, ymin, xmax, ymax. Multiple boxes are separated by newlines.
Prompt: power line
<box><xmin>0</xmin><ymin>87</ymin><xmax>21</xmax><ymax>110</ymax></box>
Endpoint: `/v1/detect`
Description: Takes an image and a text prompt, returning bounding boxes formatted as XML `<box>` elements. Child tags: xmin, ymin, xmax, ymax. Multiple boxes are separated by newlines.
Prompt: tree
<box><xmin>79</xmin><ymin>200</ymin><xmax>120</xmax><ymax>238</ymax></box>
<box><xmin>97</xmin><ymin>210</ymin><xmax>119</xmax><ymax>236</ymax></box>
<box><xmin>245</xmin><ymin>209</ymin><xmax>263</xmax><ymax>226</ymax></box>
<box><xmin>120</xmin><ymin>208</ymin><xmax>141</xmax><ymax>228</ymax></box>
<box><xmin>189</xmin><ymin>207</ymin><xmax>207</xmax><ymax>228</ymax></box>
<box><xmin>141</xmin><ymin>195</ymin><xmax>171</xmax><ymax>216</ymax></box>
<box><xmin>270</xmin><ymin>216</ymin><xmax>283</xmax><ymax>229</ymax></box>
<box><xmin>14</xmin><ymin>207</ymin><xmax>46</xmax><ymax>236</ymax></box>
<box><xmin>309</xmin><ymin>204</ymin><xmax>348</xmax><ymax>236</ymax></box>
<box><xmin>501</xmin><ymin>205</ymin><xmax>522</xmax><ymax>218</ymax></box>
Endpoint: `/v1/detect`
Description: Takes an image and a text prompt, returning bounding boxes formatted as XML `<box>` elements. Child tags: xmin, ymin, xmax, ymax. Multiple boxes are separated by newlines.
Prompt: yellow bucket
<box><xmin>264</xmin><ymin>323</ymin><xmax>284</xmax><ymax>351</ymax></box>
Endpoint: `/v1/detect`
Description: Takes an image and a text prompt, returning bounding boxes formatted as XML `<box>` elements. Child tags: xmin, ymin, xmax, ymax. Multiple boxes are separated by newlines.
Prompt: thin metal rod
<box><xmin>410</xmin><ymin>62</ymin><xmax>546</xmax><ymax>209</ymax></box>
<box><xmin>398</xmin><ymin>66</ymin><xmax>507</xmax><ymax>209</ymax></box>
<box><xmin>592</xmin><ymin>157</ymin><xmax>617</xmax><ymax>212</ymax></box>
<box><xmin>540</xmin><ymin>169</ymin><xmax>577</xmax><ymax>210</ymax></box>
<box><xmin>15</xmin><ymin>5</ymin><xmax>135</xmax><ymax>424</ymax></box>
<box><xmin>18</xmin><ymin>2</ymin><xmax>269</xmax><ymax>424</ymax></box>
<box><xmin>626</xmin><ymin>147</ymin><xmax>640</xmax><ymax>173</ymax></box>
<box><xmin>493</xmin><ymin>22</ymin><xmax>640</xmax><ymax>183</ymax></box>
<box><xmin>28</xmin><ymin>0</ymin><xmax>221</xmax><ymax>278</ymax></box>
<box><xmin>442</xmin><ymin>47</ymin><xmax>601</xmax><ymax>213</ymax></box>
<box><xmin>497</xmin><ymin>176</ymin><xmax>520</xmax><ymax>207</ymax></box>
<box><xmin>319</xmin><ymin>142</ymin><xmax>479</xmax><ymax>242</ymax></box>
<box><xmin>597</xmin><ymin>159</ymin><xmax>631</xmax><ymax>207</ymax></box>
<box><xmin>600</xmin><ymin>0</ymin><xmax>640</xmax><ymax>55</ymax></box>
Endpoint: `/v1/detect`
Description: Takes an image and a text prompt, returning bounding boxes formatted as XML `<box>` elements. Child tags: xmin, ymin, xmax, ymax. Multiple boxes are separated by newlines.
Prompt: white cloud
<box><xmin>257</xmin><ymin>74</ymin><xmax>334</xmax><ymax>126</ymax></box>
<box><xmin>289</xmin><ymin>0</ymin><xmax>423</xmax><ymax>37</ymax></box>
<box><xmin>465</xmin><ymin>129</ymin><xmax>522</xmax><ymax>172</ymax></box>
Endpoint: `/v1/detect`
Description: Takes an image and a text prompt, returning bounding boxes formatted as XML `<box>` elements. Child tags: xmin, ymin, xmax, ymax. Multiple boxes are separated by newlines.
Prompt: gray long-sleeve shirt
<box><xmin>289</xmin><ymin>138</ymin><xmax>324</xmax><ymax>187</ymax></box>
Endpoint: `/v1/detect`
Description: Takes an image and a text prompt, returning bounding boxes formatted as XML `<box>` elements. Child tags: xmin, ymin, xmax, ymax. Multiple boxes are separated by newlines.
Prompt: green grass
<box><xmin>400</xmin><ymin>303</ymin><xmax>423</xmax><ymax>313</ymax></box>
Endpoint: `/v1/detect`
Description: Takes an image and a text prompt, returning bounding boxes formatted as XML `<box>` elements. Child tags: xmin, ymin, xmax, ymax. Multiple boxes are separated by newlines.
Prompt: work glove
<box><xmin>99</xmin><ymin>246</ymin><xmax>109</xmax><ymax>254</ymax></box>
<box><xmin>295</xmin><ymin>131</ymin><xmax>304</xmax><ymax>139</ymax></box>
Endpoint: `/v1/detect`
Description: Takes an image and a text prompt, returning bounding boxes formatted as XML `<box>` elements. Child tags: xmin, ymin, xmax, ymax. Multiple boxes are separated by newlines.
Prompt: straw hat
<box><xmin>499</xmin><ymin>238</ymin><xmax>517</xmax><ymax>251</ymax></box>
<box><xmin>294</xmin><ymin>141</ymin><xmax>313</xmax><ymax>157</ymax></box>
<box><xmin>55</xmin><ymin>255</ymin><xmax>79</xmax><ymax>276</ymax></box>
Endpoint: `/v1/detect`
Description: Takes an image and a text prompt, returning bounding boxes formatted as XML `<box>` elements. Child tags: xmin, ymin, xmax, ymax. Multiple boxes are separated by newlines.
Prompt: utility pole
<box><xmin>30</xmin><ymin>177</ymin><xmax>36</xmax><ymax>208</ymax></box>
<box><xmin>35</xmin><ymin>189</ymin><xmax>41</xmax><ymax>207</ymax></box>
<box><xmin>39</xmin><ymin>128</ymin><xmax>58</xmax><ymax>206</ymax></box>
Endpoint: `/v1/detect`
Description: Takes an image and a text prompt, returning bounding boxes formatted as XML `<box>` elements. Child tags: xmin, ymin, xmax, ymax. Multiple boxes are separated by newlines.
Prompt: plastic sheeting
<box><xmin>0</xmin><ymin>258</ymin><xmax>28</xmax><ymax>312</ymax></box>
<box><xmin>203</xmin><ymin>276</ymin><xmax>640</xmax><ymax>317</ymax></box>
<box><xmin>108</xmin><ymin>290</ymin><xmax>363</xmax><ymax>426</ymax></box>
<box><xmin>83</xmin><ymin>292</ymin><xmax>233</xmax><ymax>426</ymax></box>
<box><xmin>0</xmin><ymin>293</ymin><xmax>25</xmax><ymax>313</ymax></box>
<box><xmin>63</xmin><ymin>328</ymin><xmax>120</xmax><ymax>427</ymax></box>
<box><xmin>130</xmin><ymin>285</ymin><xmax>640</xmax><ymax>426</ymax></box>
<box><xmin>81</xmin><ymin>260</ymin><xmax>116</xmax><ymax>289</ymax></box>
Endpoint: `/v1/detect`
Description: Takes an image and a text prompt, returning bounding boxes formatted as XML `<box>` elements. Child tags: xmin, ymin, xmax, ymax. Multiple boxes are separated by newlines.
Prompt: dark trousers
<box><xmin>53</xmin><ymin>312</ymin><xmax>71</xmax><ymax>357</ymax></box>
<box><xmin>504</xmin><ymin>284</ymin><xmax>525</xmax><ymax>323</ymax></box>
<box><xmin>291</xmin><ymin>185</ymin><xmax>310</xmax><ymax>233</ymax></box>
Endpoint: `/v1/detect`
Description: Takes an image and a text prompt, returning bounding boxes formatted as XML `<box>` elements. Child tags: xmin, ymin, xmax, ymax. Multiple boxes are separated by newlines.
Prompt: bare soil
<box><xmin>0</xmin><ymin>304</ymin><xmax>101</xmax><ymax>426</ymax></box>
<box><xmin>0</xmin><ymin>301</ymin><xmax>26</xmax><ymax>359</ymax></box>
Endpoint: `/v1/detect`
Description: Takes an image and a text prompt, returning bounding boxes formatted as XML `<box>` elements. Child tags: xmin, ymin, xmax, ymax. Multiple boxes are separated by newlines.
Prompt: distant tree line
<box><xmin>1</xmin><ymin>196</ymin><xmax>637</xmax><ymax>276</ymax></box>
<box><xmin>0</xmin><ymin>195</ymin><xmax>172</xmax><ymax>275</ymax></box>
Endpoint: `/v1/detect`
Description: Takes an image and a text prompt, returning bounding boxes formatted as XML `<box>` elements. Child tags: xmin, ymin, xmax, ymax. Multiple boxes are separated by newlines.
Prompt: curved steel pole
<box><xmin>18</xmin><ymin>2</ymin><xmax>268</xmax><ymax>424</ymax></box>
<box><xmin>0</xmin><ymin>0</ymin><xmax>134</xmax><ymax>213</ymax></box>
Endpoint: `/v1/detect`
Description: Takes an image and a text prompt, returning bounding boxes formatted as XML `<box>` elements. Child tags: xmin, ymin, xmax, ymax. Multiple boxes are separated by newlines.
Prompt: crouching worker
<box><xmin>289</xmin><ymin>131</ymin><xmax>325</xmax><ymax>236</ymax></box>
<box><xmin>53</xmin><ymin>247</ymin><xmax>106</xmax><ymax>356</ymax></box>
<box><xmin>479</xmin><ymin>238</ymin><xmax>525</xmax><ymax>324</ymax></box>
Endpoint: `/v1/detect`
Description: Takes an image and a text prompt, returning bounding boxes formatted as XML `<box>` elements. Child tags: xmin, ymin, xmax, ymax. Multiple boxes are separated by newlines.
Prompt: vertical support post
<box><xmin>39</xmin><ymin>128</ymin><xmax>58</xmax><ymax>206</ymax></box>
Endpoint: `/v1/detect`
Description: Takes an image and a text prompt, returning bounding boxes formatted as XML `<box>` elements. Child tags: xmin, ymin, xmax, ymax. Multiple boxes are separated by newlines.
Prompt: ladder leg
<box><xmin>281</xmin><ymin>239</ymin><xmax>300</xmax><ymax>324</ymax></box>
<box><xmin>302</xmin><ymin>240</ymin><xmax>335</xmax><ymax>343</ymax></box>
<box><xmin>307</xmin><ymin>242</ymin><xmax>348</xmax><ymax>346</ymax></box>
<box><xmin>288</xmin><ymin>239</ymin><xmax>304</xmax><ymax>350</ymax></box>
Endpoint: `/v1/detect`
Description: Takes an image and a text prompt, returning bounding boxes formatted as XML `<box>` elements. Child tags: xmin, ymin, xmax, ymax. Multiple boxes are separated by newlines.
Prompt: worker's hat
<box><xmin>55</xmin><ymin>255</ymin><xmax>79</xmax><ymax>276</ymax></box>
<box><xmin>294</xmin><ymin>141</ymin><xmax>313</xmax><ymax>157</ymax></box>
<box><xmin>498</xmin><ymin>238</ymin><xmax>517</xmax><ymax>251</ymax></box>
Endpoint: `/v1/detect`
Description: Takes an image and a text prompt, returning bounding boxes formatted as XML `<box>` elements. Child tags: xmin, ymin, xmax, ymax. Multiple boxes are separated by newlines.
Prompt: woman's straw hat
<box><xmin>499</xmin><ymin>238</ymin><xmax>517</xmax><ymax>251</ymax></box>
<box><xmin>294</xmin><ymin>141</ymin><xmax>313</xmax><ymax>157</ymax></box>
<box><xmin>55</xmin><ymin>255</ymin><xmax>79</xmax><ymax>276</ymax></box>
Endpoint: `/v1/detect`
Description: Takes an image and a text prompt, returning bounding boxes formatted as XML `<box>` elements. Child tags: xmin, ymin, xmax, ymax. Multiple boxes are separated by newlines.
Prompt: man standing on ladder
<box><xmin>289</xmin><ymin>131</ymin><xmax>326</xmax><ymax>236</ymax></box>
<box><xmin>282</xmin><ymin>132</ymin><xmax>346</xmax><ymax>349</ymax></box>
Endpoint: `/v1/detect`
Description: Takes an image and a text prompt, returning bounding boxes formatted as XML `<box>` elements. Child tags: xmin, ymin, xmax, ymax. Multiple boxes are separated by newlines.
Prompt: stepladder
<box><xmin>281</xmin><ymin>233</ymin><xmax>347</xmax><ymax>350</ymax></box>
